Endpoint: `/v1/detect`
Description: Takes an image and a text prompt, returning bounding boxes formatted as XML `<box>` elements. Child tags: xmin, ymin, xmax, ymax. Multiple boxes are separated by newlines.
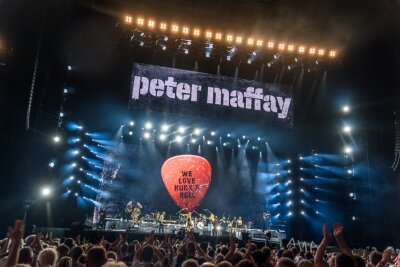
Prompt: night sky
<box><xmin>0</xmin><ymin>0</ymin><xmax>399</xmax><ymax>246</ymax></box>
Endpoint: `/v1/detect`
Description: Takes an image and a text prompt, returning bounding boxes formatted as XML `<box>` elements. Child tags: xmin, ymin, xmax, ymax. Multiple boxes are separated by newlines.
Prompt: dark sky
<box><xmin>0</xmin><ymin>0</ymin><xmax>399</xmax><ymax>245</ymax></box>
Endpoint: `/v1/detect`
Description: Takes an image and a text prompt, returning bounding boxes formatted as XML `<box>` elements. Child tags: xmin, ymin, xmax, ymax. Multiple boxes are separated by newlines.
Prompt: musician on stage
<box><xmin>98</xmin><ymin>206</ymin><xmax>107</xmax><ymax>230</ymax></box>
<box><xmin>185</xmin><ymin>211</ymin><xmax>193</xmax><ymax>232</ymax></box>
<box><xmin>235</xmin><ymin>216</ymin><xmax>243</xmax><ymax>238</ymax></box>
<box><xmin>132</xmin><ymin>202</ymin><xmax>142</xmax><ymax>226</ymax></box>
<box><xmin>262</xmin><ymin>212</ymin><xmax>271</xmax><ymax>232</ymax></box>
<box><xmin>204</xmin><ymin>209</ymin><xmax>215</xmax><ymax>233</ymax></box>
<box><xmin>158</xmin><ymin>211</ymin><xmax>165</xmax><ymax>233</ymax></box>
<box><xmin>212</xmin><ymin>216</ymin><xmax>219</xmax><ymax>236</ymax></box>
<box><xmin>125</xmin><ymin>201</ymin><xmax>133</xmax><ymax>220</ymax></box>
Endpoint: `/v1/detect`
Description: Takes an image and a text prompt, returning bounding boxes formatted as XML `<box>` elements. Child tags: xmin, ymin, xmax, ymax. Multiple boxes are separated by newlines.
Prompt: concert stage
<box><xmin>62</xmin><ymin>229</ymin><xmax>282</xmax><ymax>248</ymax></box>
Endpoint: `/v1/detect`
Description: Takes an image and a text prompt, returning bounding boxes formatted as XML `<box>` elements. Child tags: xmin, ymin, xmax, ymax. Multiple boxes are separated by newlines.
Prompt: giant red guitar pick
<box><xmin>161</xmin><ymin>155</ymin><xmax>212</xmax><ymax>212</ymax></box>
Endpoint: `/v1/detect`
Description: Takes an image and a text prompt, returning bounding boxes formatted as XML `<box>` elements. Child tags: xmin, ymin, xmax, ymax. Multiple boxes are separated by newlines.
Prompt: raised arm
<box><xmin>5</xmin><ymin>220</ymin><xmax>25</xmax><ymax>267</ymax></box>
<box><xmin>314</xmin><ymin>224</ymin><xmax>332</xmax><ymax>267</ymax></box>
<box><xmin>333</xmin><ymin>223</ymin><xmax>352</xmax><ymax>257</ymax></box>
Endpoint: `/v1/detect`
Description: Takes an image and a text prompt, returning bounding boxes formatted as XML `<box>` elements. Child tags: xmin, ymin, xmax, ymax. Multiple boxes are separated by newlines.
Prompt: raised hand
<box><xmin>333</xmin><ymin>223</ymin><xmax>343</xmax><ymax>238</ymax></box>
<box><xmin>323</xmin><ymin>224</ymin><xmax>332</xmax><ymax>241</ymax></box>
<box><xmin>382</xmin><ymin>249</ymin><xmax>393</xmax><ymax>264</ymax></box>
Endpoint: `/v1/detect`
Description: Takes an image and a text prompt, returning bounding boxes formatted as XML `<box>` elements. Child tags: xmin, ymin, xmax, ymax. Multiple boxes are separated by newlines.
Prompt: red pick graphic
<box><xmin>161</xmin><ymin>155</ymin><xmax>212</xmax><ymax>212</ymax></box>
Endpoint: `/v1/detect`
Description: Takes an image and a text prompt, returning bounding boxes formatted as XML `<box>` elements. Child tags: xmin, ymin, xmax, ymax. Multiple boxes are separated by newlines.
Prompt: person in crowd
<box><xmin>38</xmin><ymin>248</ymin><xmax>58</xmax><ymax>267</ymax></box>
<box><xmin>86</xmin><ymin>246</ymin><xmax>107</xmax><ymax>267</ymax></box>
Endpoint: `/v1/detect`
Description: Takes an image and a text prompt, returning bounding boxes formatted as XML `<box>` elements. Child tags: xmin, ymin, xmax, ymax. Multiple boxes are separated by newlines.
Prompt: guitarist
<box><xmin>158</xmin><ymin>211</ymin><xmax>165</xmax><ymax>233</ymax></box>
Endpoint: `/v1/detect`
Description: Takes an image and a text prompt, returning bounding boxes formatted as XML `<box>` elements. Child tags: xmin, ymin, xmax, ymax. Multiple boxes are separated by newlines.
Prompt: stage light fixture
<box><xmin>287</xmin><ymin>159</ymin><xmax>291</xmax><ymax>163</ymax></box>
<box><xmin>77</xmin><ymin>180</ymin><xmax>81</xmax><ymax>184</ymax></box>
<box><xmin>298</xmin><ymin>46</ymin><xmax>306</xmax><ymax>54</ymax></box>
<box><xmin>193</xmin><ymin>28</ymin><xmax>200</xmax><ymax>36</ymax></box>
<box><xmin>73</xmin><ymin>150</ymin><xmax>80</xmax><ymax>155</ymax></box>
<box><xmin>299</xmin><ymin>156</ymin><xmax>303</xmax><ymax>160</ymax></box>
<box><xmin>288</xmin><ymin>211</ymin><xmax>292</xmax><ymax>216</ymax></box>
<box><xmin>205</xmin><ymin>52</ymin><xmax>211</xmax><ymax>58</ymax></box>
<box><xmin>247</xmin><ymin>38</ymin><xmax>254</xmax><ymax>45</ymax></box>
<box><xmin>318</xmin><ymin>49</ymin><xmax>325</xmax><ymax>56</ymax></box>
<box><xmin>256</xmin><ymin>40</ymin><xmax>263</xmax><ymax>47</ymax></box>
<box><xmin>300</xmin><ymin>178</ymin><xmax>304</xmax><ymax>181</ymax></box>
<box><xmin>309</xmin><ymin>47</ymin><xmax>316</xmax><ymax>55</ymax></box>
<box><xmin>125</xmin><ymin>16</ymin><xmax>132</xmax><ymax>24</ymax></box>
<box><xmin>342</xmin><ymin>105</ymin><xmax>350</xmax><ymax>113</ymax></box>
<box><xmin>247</xmin><ymin>59</ymin><xmax>252</xmax><ymax>64</ymax></box>
<box><xmin>287</xmin><ymin>200</ymin><xmax>292</xmax><ymax>206</ymax></box>
<box><xmin>278</xmin><ymin>43</ymin><xmax>285</xmax><ymax>50</ymax></box>
<box><xmin>182</xmin><ymin>26</ymin><xmax>189</xmax><ymax>35</ymax></box>
<box><xmin>301</xmin><ymin>200</ymin><xmax>305</xmax><ymax>203</ymax></box>
<box><xmin>242</xmin><ymin>135</ymin><xmax>246</xmax><ymax>139</ymax></box>
<box><xmin>329</xmin><ymin>50</ymin><xmax>336</xmax><ymax>57</ymax></box>
<box><xmin>67</xmin><ymin>65</ymin><xmax>72</xmax><ymax>71</ymax></box>
<box><xmin>63</xmin><ymin>88</ymin><xmax>68</xmax><ymax>94</ymax></box>
<box><xmin>352</xmin><ymin>216</ymin><xmax>356</xmax><ymax>221</ymax></box>
<box><xmin>75</xmin><ymin>193</ymin><xmax>78</xmax><ymax>196</ymax></box>
<box><xmin>72</xmin><ymin>162</ymin><xmax>77</xmax><ymax>167</ymax></box>
<box><xmin>205</xmin><ymin>31</ymin><xmax>212</xmax><ymax>39</ymax></box>
<box><xmin>41</xmin><ymin>187</ymin><xmax>51</xmax><ymax>197</ymax></box>
<box><xmin>207</xmin><ymin>140</ymin><xmax>212</xmax><ymax>145</ymax></box>
<box><xmin>343</xmin><ymin>126</ymin><xmax>351</xmax><ymax>133</ymax></box>
<box><xmin>300</xmin><ymin>188</ymin><xmax>304</xmax><ymax>192</ymax></box>
<box><xmin>137</xmin><ymin>18</ymin><xmax>144</xmax><ymax>26</ymax></box>
<box><xmin>267</xmin><ymin>41</ymin><xmax>274</xmax><ymax>48</ymax></box>
<box><xmin>215</xmin><ymin>33</ymin><xmax>222</xmax><ymax>40</ymax></box>
<box><xmin>161</xmin><ymin>124</ymin><xmax>169</xmax><ymax>132</ymax></box>
<box><xmin>178</xmin><ymin>127</ymin><xmax>185</xmax><ymax>134</ymax></box>
<box><xmin>176</xmin><ymin>136</ymin><xmax>183</xmax><ymax>143</ymax></box>
<box><xmin>227</xmin><ymin>133</ymin><xmax>231</xmax><ymax>137</ymax></box>
<box><xmin>194</xmin><ymin>128</ymin><xmax>201</xmax><ymax>135</ymax></box>
<box><xmin>59</xmin><ymin>112</ymin><xmax>64</xmax><ymax>117</ymax></box>
<box><xmin>288</xmin><ymin>170</ymin><xmax>291</xmax><ymax>173</ymax></box>
<box><xmin>145</xmin><ymin>122</ymin><xmax>153</xmax><ymax>129</ymax></box>
<box><xmin>300</xmin><ymin>167</ymin><xmax>304</xmax><ymax>170</ymax></box>
<box><xmin>172</xmin><ymin>24</ymin><xmax>179</xmax><ymax>33</ymax></box>
<box><xmin>79</xmin><ymin>168</ymin><xmax>83</xmax><ymax>171</ymax></box>
<box><xmin>129</xmin><ymin>131</ymin><xmax>133</xmax><ymax>135</ymax></box>
<box><xmin>301</xmin><ymin>211</ymin><xmax>305</xmax><ymax>215</ymax></box>
<box><xmin>160</xmin><ymin>22</ymin><xmax>167</xmax><ymax>30</ymax></box>
<box><xmin>287</xmin><ymin>190</ymin><xmax>292</xmax><ymax>194</ymax></box>
<box><xmin>344</xmin><ymin>146</ymin><xmax>352</xmax><ymax>154</ymax></box>
<box><xmin>347</xmin><ymin>169</ymin><xmax>353</xmax><ymax>174</ymax></box>
<box><xmin>191</xmin><ymin>138</ymin><xmax>196</xmax><ymax>143</ymax></box>
<box><xmin>211</xmin><ymin>131</ymin><xmax>216</xmax><ymax>136</ymax></box>
<box><xmin>70</xmin><ymin>176</ymin><xmax>74</xmax><ymax>180</ymax></box>
<box><xmin>53</xmin><ymin>136</ymin><xmax>60</xmax><ymax>143</ymax></box>
<box><xmin>144</xmin><ymin>132</ymin><xmax>151</xmax><ymax>139</ymax></box>
<box><xmin>235</xmin><ymin>36</ymin><xmax>242</xmax><ymax>44</ymax></box>
<box><xmin>49</xmin><ymin>162</ymin><xmax>55</xmax><ymax>168</ymax></box>
<box><xmin>287</xmin><ymin>44</ymin><xmax>294</xmax><ymax>52</ymax></box>
<box><xmin>226</xmin><ymin>35</ymin><xmax>233</xmax><ymax>42</ymax></box>
<box><xmin>148</xmin><ymin>20</ymin><xmax>155</xmax><ymax>28</ymax></box>
<box><xmin>67</xmin><ymin>190</ymin><xmax>71</xmax><ymax>193</ymax></box>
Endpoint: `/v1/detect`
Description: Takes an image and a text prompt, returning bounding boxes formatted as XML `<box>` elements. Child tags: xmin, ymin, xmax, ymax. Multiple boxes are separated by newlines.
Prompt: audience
<box><xmin>1</xmin><ymin>220</ymin><xmax>399</xmax><ymax>267</ymax></box>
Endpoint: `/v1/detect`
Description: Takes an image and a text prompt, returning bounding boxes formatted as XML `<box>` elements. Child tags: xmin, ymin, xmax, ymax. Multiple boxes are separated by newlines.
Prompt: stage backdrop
<box><xmin>129</xmin><ymin>63</ymin><xmax>293</xmax><ymax>128</ymax></box>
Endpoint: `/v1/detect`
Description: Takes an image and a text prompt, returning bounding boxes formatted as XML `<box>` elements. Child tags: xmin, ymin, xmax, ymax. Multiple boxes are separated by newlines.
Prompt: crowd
<box><xmin>0</xmin><ymin>220</ymin><xmax>399</xmax><ymax>267</ymax></box>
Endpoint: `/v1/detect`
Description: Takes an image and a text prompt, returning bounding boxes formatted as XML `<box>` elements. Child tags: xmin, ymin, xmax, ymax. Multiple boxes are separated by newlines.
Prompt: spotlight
<box><xmin>316</xmin><ymin>211</ymin><xmax>320</xmax><ymax>214</ymax></box>
<box><xmin>161</xmin><ymin>124</ymin><xmax>169</xmax><ymax>131</ymax></box>
<box><xmin>301</xmin><ymin>200</ymin><xmax>305</xmax><ymax>203</ymax></box>
<box><xmin>300</xmin><ymin>167</ymin><xmax>304</xmax><ymax>170</ymax></box>
<box><xmin>129</xmin><ymin>131</ymin><xmax>133</xmax><ymax>135</ymax></box>
<box><xmin>210</xmin><ymin>131</ymin><xmax>216</xmax><ymax>136</ymax></box>
<box><xmin>223</xmin><ymin>142</ymin><xmax>227</xmax><ymax>146</ymax></box>
<box><xmin>288</xmin><ymin>211</ymin><xmax>292</xmax><ymax>216</ymax></box>
<box><xmin>191</xmin><ymin>138</ymin><xmax>196</xmax><ymax>143</ymax></box>
<box><xmin>67</xmin><ymin>65</ymin><xmax>72</xmax><ymax>71</ymax></box>
<box><xmin>79</xmin><ymin>168</ymin><xmax>83</xmax><ymax>171</ymax></box>
<box><xmin>67</xmin><ymin>190</ymin><xmax>71</xmax><ymax>193</ymax></box>
<box><xmin>143</xmin><ymin>132</ymin><xmax>151</xmax><ymax>139</ymax></box>
<box><xmin>343</xmin><ymin>126</ymin><xmax>351</xmax><ymax>133</ymax></box>
<box><xmin>301</xmin><ymin>211</ymin><xmax>305</xmax><ymax>215</ymax></box>
<box><xmin>194</xmin><ymin>128</ymin><xmax>201</xmax><ymax>135</ymax></box>
<box><xmin>287</xmin><ymin>190</ymin><xmax>292</xmax><ymax>194</ymax></box>
<box><xmin>227</xmin><ymin>133</ymin><xmax>231</xmax><ymax>137</ymax></box>
<box><xmin>75</xmin><ymin>193</ymin><xmax>78</xmax><ymax>196</ymax></box>
<box><xmin>299</xmin><ymin>156</ymin><xmax>303</xmax><ymax>160</ymax></box>
<box><xmin>69</xmin><ymin>176</ymin><xmax>74</xmax><ymax>180</ymax></box>
<box><xmin>178</xmin><ymin>126</ymin><xmax>185</xmax><ymax>134</ymax></box>
<box><xmin>77</xmin><ymin>126</ymin><xmax>83</xmax><ymax>130</ymax></box>
<box><xmin>300</xmin><ymin>188</ymin><xmax>304</xmax><ymax>192</ymax></box>
<box><xmin>49</xmin><ymin>162</ymin><xmax>55</xmax><ymax>168</ymax></box>
<box><xmin>288</xmin><ymin>170</ymin><xmax>291</xmax><ymax>173</ymax></box>
<box><xmin>342</xmin><ymin>105</ymin><xmax>350</xmax><ymax>113</ymax></box>
<box><xmin>344</xmin><ymin>146</ymin><xmax>352</xmax><ymax>154</ymax></box>
<box><xmin>73</xmin><ymin>150</ymin><xmax>79</xmax><ymax>155</ymax></box>
<box><xmin>77</xmin><ymin>180</ymin><xmax>81</xmax><ymax>184</ymax></box>
<box><xmin>130</xmin><ymin>121</ymin><xmax>135</xmax><ymax>126</ymax></box>
<box><xmin>352</xmin><ymin>216</ymin><xmax>356</xmax><ymax>221</ymax></box>
<box><xmin>300</xmin><ymin>178</ymin><xmax>304</xmax><ymax>181</ymax></box>
<box><xmin>257</xmin><ymin>137</ymin><xmax>261</xmax><ymax>141</ymax></box>
<box><xmin>41</xmin><ymin>187</ymin><xmax>51</xmax><ymax>197</ymax></box>
<box><xmin>207</xmin><ymin>140</ymin><xmax>212</xmax><ymax>145</ymax></box>
<box><xmin>159</xmin><ymin>134</ymin><xmax>166</xmax><ymax>141</ymax></box>
<box><xmin>347</xmin><ymin>169</ymin><xmax>353</xmax><ymax>175</ymax></box>
<box><xmin>53</xmin><ymin>136</ymin><xmax>60</xmax><ymax>143</ymax></box>
<box><xmin>59</xmin><ymin>112</ymin><xmax>64</xmax><ymax>117</ymax></box>
<box><xmin>287</xmin><ymin>159</ymin><xmax>291</xmax><ymax>163</ymax></box>
<box><xmin>145</xmin><ymin>122</ymin><xmax>153</xmax><ymax>129</ymax></box>
<box><xmin>63</xmin><ymin>88</ymin><xmax>68</xmax><ymax>94</ymax></box>
<box><xmin>287</xmin><ymin>201</ymin><xmax>292</xmax><ymax>206</ymax></box>
<box><xmin>242</xmin><ymin>135</ymin><xmax>246</xmax><ymax>139</ymax></box>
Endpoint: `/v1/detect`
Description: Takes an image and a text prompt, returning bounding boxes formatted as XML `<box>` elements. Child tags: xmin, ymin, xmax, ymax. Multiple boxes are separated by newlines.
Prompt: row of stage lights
<box><xmin>124</xmin><ymin>15</ymin><xmax>337</xmax><ymax>59</ymax></box>
<box><xmin>123</xmin><ymin>121</ymin><xmax>268</xmax><ymax>148</ymax></box>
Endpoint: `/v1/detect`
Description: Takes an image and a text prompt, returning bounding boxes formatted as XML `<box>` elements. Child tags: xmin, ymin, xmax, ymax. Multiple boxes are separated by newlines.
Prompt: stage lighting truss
<box><xmin>123</xmin><ymin>15</ymin><xmax>339</xmax><ymax>63</ymax></box>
